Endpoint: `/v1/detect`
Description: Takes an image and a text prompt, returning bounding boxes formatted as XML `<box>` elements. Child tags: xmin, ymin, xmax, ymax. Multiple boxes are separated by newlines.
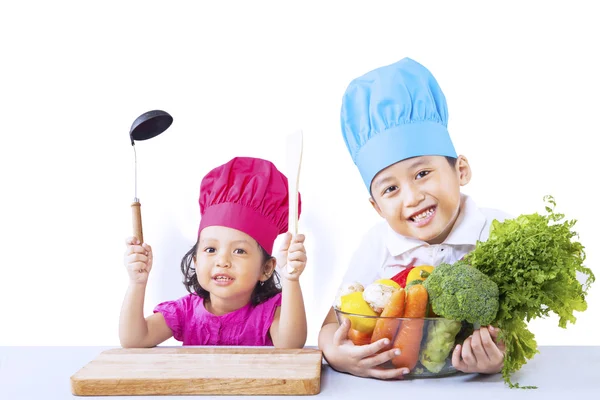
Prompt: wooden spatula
<box><xmin>286</xmin><ymin>130</ymin><xmax>303</xmax><ymax>274</ymax></box>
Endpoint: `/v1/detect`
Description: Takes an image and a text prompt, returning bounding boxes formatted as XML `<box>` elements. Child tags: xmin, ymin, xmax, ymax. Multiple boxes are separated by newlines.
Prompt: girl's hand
<box><xmin>452</xmin><ymin>325</ymin><xmax>505</xmax><ymax>374</ymax></box>
<box><xmin>124</xmin><ymin>237</ymin><xmax>153</xmax><ymax>285</ymax></box>
<box><xmin>276</xmin><ymin>233</ymin><xmax>306</xmax><ymax>281</ymax></box>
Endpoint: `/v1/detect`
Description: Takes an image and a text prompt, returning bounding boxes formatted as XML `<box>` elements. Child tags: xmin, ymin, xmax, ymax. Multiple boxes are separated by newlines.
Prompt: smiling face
<box><xmin>369</xmin><ymin>155</ymin><xmax>471</xmax><ymax>244</ymax></box>
<box><xmin>195</xmin><ymin>226</ymin><xmax>275</xmax><ymax>314</ymax></box>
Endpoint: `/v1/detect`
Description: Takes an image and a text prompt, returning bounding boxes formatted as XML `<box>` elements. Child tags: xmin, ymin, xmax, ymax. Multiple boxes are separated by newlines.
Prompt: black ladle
<box><xmin>130</xmin><ymin>110</ymin><xmax>173</xmax><ymax>145</ymax></box>
<box><xmin>129</xmin><ymin>110</ymin><xmax>173</xmax><ymax>243</ymax></box>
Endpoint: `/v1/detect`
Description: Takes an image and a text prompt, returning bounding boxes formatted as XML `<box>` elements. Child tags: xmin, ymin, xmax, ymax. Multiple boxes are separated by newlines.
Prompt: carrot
<box><xmin>348</xmin><ymin>328</ymin><xmax>372</xmax><ymax>346</ymax></box>
<box><xmin>391</xmin><ymin>284</ymin><xmax>428</xmax><ymax>370</ymax></box>
<box><xmin>370</xmin><ymin>288</ymin><xmax>405</xmax><ymax>350</ymax></box>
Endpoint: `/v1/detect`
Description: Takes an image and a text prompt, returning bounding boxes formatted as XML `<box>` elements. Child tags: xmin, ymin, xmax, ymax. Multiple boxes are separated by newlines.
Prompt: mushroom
<box><xmin>362</xmin><ymin>282</ymin><xmax>397</xmax><ymax>313</ymax></box>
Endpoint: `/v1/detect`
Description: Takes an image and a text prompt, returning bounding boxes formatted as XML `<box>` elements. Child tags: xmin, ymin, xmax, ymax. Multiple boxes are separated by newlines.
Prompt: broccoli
<box><xmin>422</xmin><ymin>260</ymin><xmax>499</xmax><ymax>326</ymax></box>
<box><xmin>418</xmin><ymin>261</ymin><xmax>499</xmax><ymax>373</ymax></box>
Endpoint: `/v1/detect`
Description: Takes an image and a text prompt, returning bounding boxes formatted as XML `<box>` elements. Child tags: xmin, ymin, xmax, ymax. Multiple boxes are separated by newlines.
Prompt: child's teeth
<box><xmin>413</xmin><ymin>208</ymin><xmax>434</xmax><ymax>221</ymax></box>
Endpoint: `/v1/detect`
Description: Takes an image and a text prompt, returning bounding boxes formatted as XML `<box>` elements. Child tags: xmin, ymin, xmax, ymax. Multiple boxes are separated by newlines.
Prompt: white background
<box><xmin>1</xmin><ymin>0</ymin><xmax>598</xmax><ymax>347</ymax></box>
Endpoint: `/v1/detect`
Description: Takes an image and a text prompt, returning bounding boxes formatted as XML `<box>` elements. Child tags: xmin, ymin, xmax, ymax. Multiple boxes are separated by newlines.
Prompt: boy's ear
<box><xmin>456</xmin><ymin>155</ymin><xmax>472</xmax><ymax>186</ymax></box>
<box><xmin>369</xmin><ymin>197</ymin><xmax>384</xmax><ymax>218</ymax></box>
<box><xmin>261</xmin><ymin>257</ymin><xmax>277</xmax><ymax>282</ymax></box>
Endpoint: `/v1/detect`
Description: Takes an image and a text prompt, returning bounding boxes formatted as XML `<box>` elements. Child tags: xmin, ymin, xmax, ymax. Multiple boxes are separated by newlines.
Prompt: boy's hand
<box><xmin>276</xmin><ymin>233</ymin><xmax>306</xmax><ymax>281</ymax></box>
<box><xmin>124</xmin><ymin>237</ymin><xmax>153</xmax><ymax>285</ymax></box>
<box><xmin>452</xmin><ymin>325</ymin><xmax>505</xmax><ymax>374</ymax></box>
<box><xmin>328</xmin><ymin>318</ymin><xmax>409</xmax><ymax>379</ymax></box>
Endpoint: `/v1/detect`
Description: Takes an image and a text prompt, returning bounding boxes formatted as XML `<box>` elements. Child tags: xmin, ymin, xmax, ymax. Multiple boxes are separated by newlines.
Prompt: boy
<box><xmin>318</xmin><ymin>58</ymin><xmax>507</xmax><ymax>379</ymax></box>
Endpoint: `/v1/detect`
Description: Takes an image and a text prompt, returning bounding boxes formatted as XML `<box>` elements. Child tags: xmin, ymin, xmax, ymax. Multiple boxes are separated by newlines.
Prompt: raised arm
<box><xmin>270</xmin><ymin>233</ymin><xmax>307</xmax><ymax>348</ymax></box>
<box><xmin>119</xmin><ymin>237</ymin><xmax>173</xmax><ymax>348</ymax></box>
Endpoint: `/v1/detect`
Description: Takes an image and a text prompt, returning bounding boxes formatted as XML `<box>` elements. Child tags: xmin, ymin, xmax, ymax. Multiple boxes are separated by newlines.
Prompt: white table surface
<box><xmin>1</xmin><ymin>346</ymin><xmax>598</xmax><ymax>399</ymax></box>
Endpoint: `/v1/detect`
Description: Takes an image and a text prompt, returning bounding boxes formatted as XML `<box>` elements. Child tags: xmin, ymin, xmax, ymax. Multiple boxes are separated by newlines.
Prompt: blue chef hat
<box><xmin>340</xmin><ymin>57</ymin><xmax>457</xmax><ymax>190</ymax></box>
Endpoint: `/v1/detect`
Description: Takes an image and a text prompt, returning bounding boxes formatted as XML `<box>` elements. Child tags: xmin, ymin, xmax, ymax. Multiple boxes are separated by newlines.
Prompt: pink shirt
<box><xmin>153</xmin><ymin>293</ymin><xmax>282</xmax><ymax>346</ymax></box>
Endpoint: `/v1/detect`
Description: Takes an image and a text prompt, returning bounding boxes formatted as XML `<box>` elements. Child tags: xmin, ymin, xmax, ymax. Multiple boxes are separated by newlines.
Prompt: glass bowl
<box><xmin>334</xmin><ymin>308</ymin><xmax>473</xmax><ymax>378</ymax></box>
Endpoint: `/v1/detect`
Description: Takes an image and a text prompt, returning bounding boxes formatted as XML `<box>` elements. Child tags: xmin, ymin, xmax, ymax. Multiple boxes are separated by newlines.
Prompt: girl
<box><xmin>119</xmin><ymin>157</ymin><xmax>308</xmax><ymax>348</ymax></box>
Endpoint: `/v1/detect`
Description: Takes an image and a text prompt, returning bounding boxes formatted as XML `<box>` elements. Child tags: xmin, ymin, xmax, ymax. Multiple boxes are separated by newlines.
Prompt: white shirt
<box><xmin>340</xmin><ymin>195</ymin><xmax>511</xmax><ymax>287</ymax></box>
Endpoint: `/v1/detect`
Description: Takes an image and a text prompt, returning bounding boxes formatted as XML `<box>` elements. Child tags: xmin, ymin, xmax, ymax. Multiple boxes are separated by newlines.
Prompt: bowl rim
<box><xmin>334</xmin><ymin>307</ymin><xmax>460</xmax><ymax>322</ymax></box>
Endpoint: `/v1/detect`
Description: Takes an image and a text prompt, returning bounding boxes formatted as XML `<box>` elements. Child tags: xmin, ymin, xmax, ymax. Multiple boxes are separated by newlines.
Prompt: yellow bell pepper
<box><xmin>407</xmin><ymin>265</ymin><xmax>435</xmax><ymax>283</ymax></box>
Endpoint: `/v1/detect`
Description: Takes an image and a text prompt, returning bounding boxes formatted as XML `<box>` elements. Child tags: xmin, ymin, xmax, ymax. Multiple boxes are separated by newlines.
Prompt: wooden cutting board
<box><xmin>70</xmin><ymin>347</ymin><xmax>323</xmax><ymax>396</ymax></box>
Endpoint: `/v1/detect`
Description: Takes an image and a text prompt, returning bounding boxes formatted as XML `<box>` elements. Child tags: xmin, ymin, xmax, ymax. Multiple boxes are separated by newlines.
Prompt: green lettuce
<box><xmin>464</xmin><ymin>196</ymin><xmax>595</xmax><ymax>388</ymax></box>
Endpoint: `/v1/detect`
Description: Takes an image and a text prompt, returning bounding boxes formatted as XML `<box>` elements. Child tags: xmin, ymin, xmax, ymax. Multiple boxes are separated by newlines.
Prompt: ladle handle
<box><xmin>131</xmin><ymin>201</ymin><xmax>144</xmax><ymax>244</ymax></box>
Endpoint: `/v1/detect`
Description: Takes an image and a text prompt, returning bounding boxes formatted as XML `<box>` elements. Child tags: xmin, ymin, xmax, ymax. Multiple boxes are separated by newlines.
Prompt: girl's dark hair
<box><xmin>180</xmin><ymin>240</ymin><xmax>281</xmax><ymax>306</ymax></box>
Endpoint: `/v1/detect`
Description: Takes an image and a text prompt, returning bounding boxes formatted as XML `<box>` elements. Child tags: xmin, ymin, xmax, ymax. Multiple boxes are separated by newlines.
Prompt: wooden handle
<box><xmin>288</xmin><ymin>193</ymin><xmax>298</xmax><ymax>235</ymax></box>
<box><xmin>131</xmin><ymin>201</ymin><xmax>143</xmax><ymax>243</ymax></box>
<box><xmin>285</xmin><ymin>130</ymin><xmax>303</xmax><ymax>274</ymax></box>
<box><xmin>286</xmin><ymin>130</ymin><xmax>303</xmax><ymax>237</ymax></box>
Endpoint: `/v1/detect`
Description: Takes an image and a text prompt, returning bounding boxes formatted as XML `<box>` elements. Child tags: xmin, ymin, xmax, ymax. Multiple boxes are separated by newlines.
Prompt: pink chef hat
<box><xmin>198</xmin><ymin>157</ymin><xmax>301</xmax><ymax>254</ymax></box>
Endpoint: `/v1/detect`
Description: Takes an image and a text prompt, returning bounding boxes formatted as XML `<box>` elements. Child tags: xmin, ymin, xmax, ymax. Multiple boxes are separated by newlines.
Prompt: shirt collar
<box><xmin>385</xmin><ymin>194</ymin><xmax>487</xmax><ymax>256</ymax></box>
